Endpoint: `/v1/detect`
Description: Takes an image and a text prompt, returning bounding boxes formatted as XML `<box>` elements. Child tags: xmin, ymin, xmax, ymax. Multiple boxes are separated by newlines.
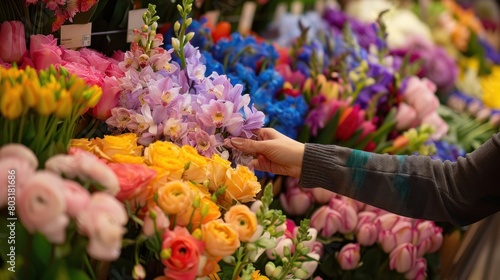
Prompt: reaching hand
<box><xmin>230</xmin><ymin>128</ymin><xmax>305</xmax><ymax>178</ymax></box>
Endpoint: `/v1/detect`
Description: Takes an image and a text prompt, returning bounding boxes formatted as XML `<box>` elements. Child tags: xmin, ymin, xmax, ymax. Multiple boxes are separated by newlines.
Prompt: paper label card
<box><xmin>128</xmin><ymin>8</ymin><xmax>148</xmax><ymax>43</ymax></box>
<box><xmin>238</xmin><ymin>1</ymin><xmax>257</xmax><ymax>35</ymax></box>
<box><xmin>60</xmin><ymin>23</ymin><xmax>92</xmax><ymax>49</ymax></box>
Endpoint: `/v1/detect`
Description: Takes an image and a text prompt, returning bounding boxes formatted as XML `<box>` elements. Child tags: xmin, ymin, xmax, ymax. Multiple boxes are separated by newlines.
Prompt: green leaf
<box><xmin>32</xmin><ymin>232</ymin><xmax>52</xmax><ymax>267</ymax></box>
<box><xmin>297</xmin><ymin>125</ymin><xmax>311</xmax><ymax>143</ymax></box>
<box><xmin>316</xmin><ymin>110</ymin><xmax>341</xmax><ymax>144</ymax></box>
<box><xmin>338</xmin><ymin>128</ymin><xmax>365</xmax><ymax>148</ymax></box>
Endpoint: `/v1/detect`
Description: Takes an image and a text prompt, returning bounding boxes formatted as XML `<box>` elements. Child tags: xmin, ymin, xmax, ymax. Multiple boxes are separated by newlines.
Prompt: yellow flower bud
<box><xmin>160</xmin><ymin>248</ymin><xmax>171</xmax><ymax>260</ymax></box>
<box><xmin>83</xmin><ymin>85</ymin><xmax>102</xmax><ymax>108</ymax></box>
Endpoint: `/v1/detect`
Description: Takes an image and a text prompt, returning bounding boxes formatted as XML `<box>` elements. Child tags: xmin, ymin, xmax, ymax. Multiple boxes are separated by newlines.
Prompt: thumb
<box><xmin>230</xmin><ymin>137</ymin><xmax>262</xmax><ymax>154</ymax></box>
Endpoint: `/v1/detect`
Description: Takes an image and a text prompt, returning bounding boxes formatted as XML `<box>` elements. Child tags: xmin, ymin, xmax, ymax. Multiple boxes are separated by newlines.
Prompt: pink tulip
<box><xmin>389</xmin><ymin>243</ymin><xmax>417</xmax><ymax>273</ymax></box>
<box><xmin>62</xmin><ymin>179</ymin><xmax>91</xmax><ymax>218</ymax></box>
<box><xmin>307</xmin><ymin>187</ymin><xmax>337</xmax><ymax>204</ymax></box>
<box><xmin>279</xmin><ymin>178</ymin><xmax>314</xmax><ymax>216</ymax></box>
<box><xmin>339</xmin><ymin>196</ymin><xmax>365</xmax><ymax>212</ymax></box>
<box><xmin>310</xmin><ymin>206</ymin><xmax>342</xmax><ymax>237</ymax></box>
<box><xmin>416</xmin><ymin>238</ymin><xmax>432</xmax><ymax>257</ymax></box>
<box><xmin>337</xmin><ymin>243</ymin><xmax>361</xmax><ymax>270</ymax></box>
<box><xmin>395</xmin><ymin>103</ymin><xmax>418</xmax><ymax>130</ymax></box>
<box><xmin>0</xmin><ymin>21</ymin><xmax>26</xmax><ymax>64</ymax></box>
<box><xmin>356</xmin><ymin>223</ymin><xmax>378</xmax><ymax>246</ymax></box>
<box><xmin>375</xmin><ymin>213</ymin><xmax>405</xmax><ymax>231</ymax></box>
<box><xmin>335</xmin><ymin>203</ymin><xmax>358</xmax><ymax>234</ymax></box>
<box><xmin>17</xmin><ymin>171</ymin><xmax>69</xmax><ymax>244</ymax></box>
<box><xmin>379</xmin><ymin>229</ymin><xmax>397</xmax><ymax>253</ymax></box>
<box><xmin>143</xmin><ymin>205</ymin><xmax>170</xmax><ymax>237</ymax></box>
<box><xmin>356</xmin><ymin>211</ymin><xmax>377</xmax><ymax>229</ymax></box>
<box><xmin>77</xmin><ymin>192</ymin><xmax>128</xmax><ymax>261</ymax></box>
<box><xmin>392</xmin><ymin>221</ymin><xmax>414</xmax><ymax>246</ymax></box>
<box><xmin>30</xmin><ymin>34</ymin><xmax>62</xmax><ymax>70</ymax></box>
<box><xmin>405</xmin><ymin>258</ymin><xmax>427</xmax><ymax>280</ymax></box>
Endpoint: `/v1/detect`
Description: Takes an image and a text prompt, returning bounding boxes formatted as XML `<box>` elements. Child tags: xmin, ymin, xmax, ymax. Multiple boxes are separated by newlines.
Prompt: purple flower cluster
<box><xmin>107</xmin><ymin>35</ymin><xmax>265</xmax><ymax>159</ymax></box>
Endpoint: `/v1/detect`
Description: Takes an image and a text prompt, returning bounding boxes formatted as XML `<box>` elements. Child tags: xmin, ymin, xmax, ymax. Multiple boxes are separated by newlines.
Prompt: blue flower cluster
<box><xmin>429</xmin><ymin>140</ymin><xmax>465</xmax><ymax>162</ymax></box>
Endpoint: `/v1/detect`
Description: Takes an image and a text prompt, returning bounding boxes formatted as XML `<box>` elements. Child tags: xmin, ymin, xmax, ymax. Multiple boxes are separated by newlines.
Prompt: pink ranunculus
<box><xmin>310</xmin><ymin>206</ymin><xmax>342</xmax><ymax>237</ymax></box>
<box><xmin>142</xmin><ymin>205</ymin><xmax>170</xmax><ymax>237</ymax></box>
<box><xmin>45</xmin><ymin>154</ymin><xmax>80</xmax><ymax>178</ymax></box>
<box><xmin>107</xmin><ymin>163</ymin><xmax>156</xmax><ymax>208</ymax></box>
<box><xmin>405</xmin><ymin>258</ymin><xmax>427</xmax><ymax>280</ymax></box>
<box><xmin>403</xmin><ymin>77</ymin><xmax>439</xmax><ymax>120</ymax></box>
<box><xmin>356</xmin><ymin>222</ymin><xmax>378</xmax><ymax>246</ymax></box>
<box><xmin>279</xmin><ymin>178</ymin><xmax>314</xmax><ymax>216</ymax></box>
<box><xmin>77</xmin><ymin>192</ymin><xmax>128</xmax><ymax>261</ymax></box>
<box><xmin>30</xmin><ymin>34</ymin><xmax>62</xmax><ymax>70</ymax></box>
<box><xmin>395</xmin><ymin>103</ymin><xmax>418</xmax><ymax>130</ymax></box>
<box><xmin>62</xmin><ymin>180</ymin><xmax>91</xmax><ymax>218</ymax></box>
<box><xmin>0</xmin><ymin>21</ymin><xmax>27</xmax><ymax>64</ymax></box>
<box><xmin>307</xmin><ymin>187</ymin><xmax>337</xmax><ymax>205</ymax></box>
<box><xmin>0</xmin><ymin>143</ymin><xmax>38</xmax><ymax>169</ymax></box>
<box><xmin>162</xmin><ymin>226</ymin><xmax>205</xmax><ymax>280</ymax></box>
<box><xmin>337</xmin><ymin>243</ymin><xmax>361</xmax><ymax>270</ymax></box>
<box><xmin>72</xmin><ymin>149</ymin><xmax>120</xmax><ymax>195</ymax></box>
<box><xmin>378</xmin><ymin>229</ymin><xmax>397</xmax><ymax>253</ymax></box>
<box><xmin>0</xmin><ymin>158</ymin><xmax>36</xmax><ymax>208</ymax></box>
<box><xmin>389</xmin><ymin>243</ymin><xmax>417</xmax><ymax>273</ymax></box>
<box><xmin>17</xmin><ymin>171</ymin><xmax>69</xmax><ymax>244</ymax></box>
<box><xmin>92</xmin><ymin>76</ymin><xmax>121</xmax><ymax>120</ymax></box>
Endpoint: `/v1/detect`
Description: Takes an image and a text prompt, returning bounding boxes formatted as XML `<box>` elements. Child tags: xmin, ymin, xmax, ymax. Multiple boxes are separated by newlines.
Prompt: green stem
<box><xmin>37</xmin><ymin>1</ymin><xmax>43</xmax><ymax>34</ymax></box>
<box><xmin>84</xmin><ymin>254</ymin><xmax>97</xmax><ymax>280</ymax></box>
<box><xmin>17</xmin><ymin>109</ymin><xmax>27</xmax><ymax>143</ymax></box>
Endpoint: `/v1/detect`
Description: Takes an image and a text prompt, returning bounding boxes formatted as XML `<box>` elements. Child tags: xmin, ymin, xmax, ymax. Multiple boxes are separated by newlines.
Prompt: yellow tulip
<box><xmin>0</xmin><ymin>82</ymin><xmax>23</xmax><ymax>119</ymax></box>
<box><xmin>83</xmin><ymin>85</ymin><xmax>102</xmax><ymax>108</ymax></box>
<box><xmin>34</xmin><ymin>87</ymin><xmax>57</xmax><ymax>115</ymax></box>
<box><xmin>54</xmin><ymin>89</ymin><xmax>73</xmax><ymax>119</ymax></box>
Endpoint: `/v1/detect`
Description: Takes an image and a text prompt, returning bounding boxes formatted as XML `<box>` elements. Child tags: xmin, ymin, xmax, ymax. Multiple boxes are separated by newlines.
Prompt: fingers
<box><xmin>253</xmin><ymin>128</ymin><xmax>282</xmax><ymax>141</ymax></box>
<box><xmin>230</xmin><ymin>137</ymin><xmax>263</xmax><ymax>155</ymax></box>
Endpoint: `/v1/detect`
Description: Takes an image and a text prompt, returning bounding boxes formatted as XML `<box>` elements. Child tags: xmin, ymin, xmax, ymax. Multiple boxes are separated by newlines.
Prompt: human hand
<box><xmin>230</xmin><ymin>128</ymin><xmax>305</xmax><ymax>178</ymax></box>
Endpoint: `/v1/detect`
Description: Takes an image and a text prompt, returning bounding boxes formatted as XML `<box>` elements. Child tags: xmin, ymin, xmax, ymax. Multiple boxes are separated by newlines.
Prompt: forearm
<box><xmin>299</xmin><ymin>133</ymin><xmax>500</xmax><ymax>226</ymax></box>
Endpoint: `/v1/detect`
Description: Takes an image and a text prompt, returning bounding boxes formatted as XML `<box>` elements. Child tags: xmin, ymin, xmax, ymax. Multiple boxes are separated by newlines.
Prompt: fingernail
<box><xmin>231</xmin><ymin>138</ymin><xmax>244</xmax><ymax>146</ymax></box>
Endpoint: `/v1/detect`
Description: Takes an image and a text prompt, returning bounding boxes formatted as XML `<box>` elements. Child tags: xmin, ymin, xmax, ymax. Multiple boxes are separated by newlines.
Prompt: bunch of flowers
<box><xmin>278</xmin><ymin>178</ymin><xmax>443</xmax><ymax>280</ymax></box>
<box><xmin>69</xmin><ymin>133</ymin><xmax>319</xmax><ymax>279</ymax></box>
<box><xmin>0</xmin><ymin>65</ymin><xmax>102</xmax><ymax>165</ymax></box>
<box><xmin>0</xmin><ymin>0</ymin><xmax>99</xmax><ymax>35</ymax></box>
<box><xmin>0</xmin><ymin>143</ymin><xmax>126</xmax><ymax>280</ymax></box>
<box><xmin>106</xmin><ymin>4</ymin><xmax>265</xmax><ymax>161</ymax></box>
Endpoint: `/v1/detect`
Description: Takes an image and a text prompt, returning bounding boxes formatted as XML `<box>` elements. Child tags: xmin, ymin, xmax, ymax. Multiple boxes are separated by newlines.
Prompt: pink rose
<box><xmin>80</xmin><ymin>48</ymin><xmax>111</xmax><ymax>73</ymax></box>
<box><xmin>389</xmin><ymin>243</ymin><xmax>417</xmax><ymax>273</ymax></box>
<box><xmin>337</xmin><ymin>243</ymin><xmax>360</xmax><ymax>270</ymax></box>
<box><xmin>108</xmin><ymin>163</ymin><xmax>156</xmax><ymax>208</ymax></box>
<box><xmin>61</xmin><ymin>48</ymin><xmax>90</xmax><ymax>65</ymax></box>
<box><xmin>92</xmin><ymin>76</ymin><xmax>121</xmax><ymax>120</ymax></box>
<box><xmin>0</xmin><ymin>21</ymin><xmax>27</xmax><ymax>64</ymax></box>
<box><xmin>279</xmin><ymin>178</ymin><xmax>314</xmax><ymax>216</ymax></box>
<box><xmin>62</xmin><ymin>180</ymin><xmax>91</xmax><ymax>218</ymax></box>
<box><xmin>30</xmin><ymin>34</ymin><xmax>62</xmax><ymax>70</ymax></box>
<box><xmin>17</xmin><ymin>171</ymin><xmax>69</xmax><ymax>244</ymax></box>
<box><xmin>142</xmin><ymin>205</ymin><xmax>170</xmax><ymax>237</ymax></box>
<box><xmin>310</xmin><ymin>205</ymin><xmax>342</xmax><ymax>237</ymax></box>
<box><xmin>77</xmin><ymin>192</ymin><xmax>127</xmax><ymax>261</ymax></box>
<box><xmin>162</xmin><ymin>226</ymin><xmax>205</xmax><ymax>280</ymax></box>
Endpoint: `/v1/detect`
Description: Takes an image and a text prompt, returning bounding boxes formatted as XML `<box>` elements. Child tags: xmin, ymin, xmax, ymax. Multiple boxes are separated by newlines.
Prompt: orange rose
<box><xmin>179</xmin><ymin>145</ymin><xmax>208</xmax><ymax>183</ymax></box>
<box><xmin>157</xmin><ymin>181</ymin><xmax>193</xmax><ymax>215</ymax></box>
<box><xmin>70</xmin><ymin>138</ymin><xmax>96</xmax><ymax>153</ymax></box>
<box><xmin>202</xmin><ymin>220</ymin><xmax>240</xmax><ymax>257</ymax></box>
<box><xmin>224</xmin><ymin>205</ymin><xmax>258</xmax><ymax>242</ymax></box>
<box><xmin>206</xmin><ymin>154</ymin><xmax>231</xmax><ymax>192</ymax></box>
<box><xmin>223</xmin><ymin>165</ymin><xmax>261</xmax><ymax>205</ymax></box>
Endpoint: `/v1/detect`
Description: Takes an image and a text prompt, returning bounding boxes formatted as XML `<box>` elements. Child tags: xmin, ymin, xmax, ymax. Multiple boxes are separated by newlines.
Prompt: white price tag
<box><xmin>127</xmin><ymin>8</ymin><xmax>148</xmax><ymax>43</ymax></box>
<box><xmin>60</xmin><ymin>23</ymin><xmax>92</xmax><ymax>49</ymax></box>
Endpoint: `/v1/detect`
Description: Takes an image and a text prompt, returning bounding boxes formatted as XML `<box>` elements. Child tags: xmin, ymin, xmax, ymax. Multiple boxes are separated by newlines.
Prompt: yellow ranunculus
<box><xmin>145</xmin><ymin>141</ymin><xmax>181</xmax><ymax>165</ymax></box>
<box><xmin>224</xmin><ymin>205</ymin><xmax>257</xmax><ymax>242</ymax></box>
<box><xmin>110</xmin><ymin>154</ymin><xmax>145</xmax><ymax>164</ymax></box>
<box><xmin>0</xmin><ymin>82</ymin><xmax>23</xmax><ymax>119</ymax></box>
<box><xmin>180</xmin><ymin>145</ymin><xmax>208</xmax><ymax>183</ymax></box>
<box><xmin>251</xmin><ymin>271</ymin><xmax>269</xmax><ymax>280</ymax></box>
<box><xmin>94</xmin><ymin>133</ymin><xmax>143</xmax><ymax>160</ymax></box>
<box><xmin>207</xmin><ymin>154</ymin><xmax>232</xmax><ymax>192</ymax></box>
<box><xmin>70</xmin><ymin>138</ymin><xmax>96</xmax><ymax>153</ymax></box>
<box><xmin>157</xmin><ymin>181</ymin><xmax>193</xmax><ymax>215</ymax></box>
<box><xmin>202</xmin><ymin>220</ymin><xmax>240</xmax><ymax>257</ymax></box>
<box><xmin>223</xmin><ymin>165</ymin><xmax>261</xmax><ymax>205</ymax></box>
<box><xmin>480</xmin><ymin>66</ymin><xmax>500</xmax><ymax>109</ymax></box>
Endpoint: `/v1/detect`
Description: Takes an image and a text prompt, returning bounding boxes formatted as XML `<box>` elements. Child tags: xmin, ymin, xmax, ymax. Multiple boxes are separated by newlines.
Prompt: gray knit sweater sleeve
<box><xmin>299</xmin><ymin>133</ymin><xmax>500</xmax><ymax>226</ymax></box>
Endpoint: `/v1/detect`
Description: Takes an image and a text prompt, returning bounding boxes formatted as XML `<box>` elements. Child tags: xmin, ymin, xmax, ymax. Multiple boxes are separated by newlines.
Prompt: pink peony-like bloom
<box><xmin>0</xmin><ymin>21</ymin><xmax>27</xmax><ymax>64</ymax></box>
<box><xmin>310</xmin><ymin>205</ymin><xmax>342</xmax><ymax>237</ymax></box>
<box><xmin>142</xmin><ymin>205</ymin><xmax>170</xmax><ymax>237</ymax></box>
<box><xmin>337</xmin><ymin>243</ymin><xmax>361</xmax><ymax>270</ymax></box>
<box><xmin>108</xmin><ymin>163</ymin><xmax>157</xmax><ymax>208</ymax></box>
<box><xmin>389</xmin><ymin>243</ymin><xmax>417</xmax><ymax>273</ymax></box>
<box><xmin>29</xmin><ymin>34</ymin><xmax>62</xmax><ymax>70</ymax></box>
<box><xmin>17</xmin><ymin>171</ymin><xmax>69</xmax><ymax>244</ymax></box>
<box><xmin>395</xmin><ymin>103</ymin><xmax>418</xmax><ymax>130</ymax></box>
<box><xmin>0</xmin><ymin>158</ymin><xmax>36</xmax><ymax>208</ymax></box>
<box><xmin>421</xmin><ymin>112</ymin><xmax>449</xmax><ymax>140</ymax></box>
<box><xmin>77</xmin><ymin>192</ymin><xmax>128</xmax><ymax>261</ymax></box>
<box><xmin>0</xmin><ymin>143</ymin><xmax>38</xmax><ymax>169</ymax></box>
<box><xmin>92</xmin><ymin>76</ymin><xmax>121</xmax><ymax>120</ymax></box>
<box><xmin>162</xmin><ymin>226</ymin><xmax>206</xmax><ymax>280</ymax></box>
<box><xmin>62</xmin><ymin>179</ymin><xmax>91</xmax><ymax>218</ymax></box>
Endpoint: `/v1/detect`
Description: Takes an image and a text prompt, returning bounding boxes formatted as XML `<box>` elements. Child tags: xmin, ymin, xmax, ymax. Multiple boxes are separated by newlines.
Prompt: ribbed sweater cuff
<box><xmin>299</xmin><ymin>143</ymin><xmax>340</xmax><ymax>190</ymax></box>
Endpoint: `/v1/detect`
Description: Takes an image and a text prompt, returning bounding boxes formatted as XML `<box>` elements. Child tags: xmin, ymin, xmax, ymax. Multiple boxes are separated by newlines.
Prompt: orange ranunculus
<box><xmin>206</xmin><ymin>154</ymin><xmax>231</xmax><ymax>192</ymax></box>
<box><xmin>93</xmin><ymin>133</ymin><xmax>143</xmax><ymax>161</ymax></box>
<box><xmin>223</xmin><ymin>165</ymin><xmax>261</xmax><ymax>205</ymax></box>
<box><xmin>180</xmin><ymin>145</ymin><xmax>208</xmax><ymax>183</ymax></box>
<box><xmin>70</xmin><ymin>138</ymin><xmax>97</xmax><ymax>153</ymax></box>
<box><xmin>224</xmin><ymin>205</ymin><xmax>257</xmax><ymax>242</ymax></box>
<box><xmin>177</xmin><ymin>197</ymin><xmax>221</xmax><ymax>229</ymax></box>
<box><xmin>108</xmin><ymin>163</ymin><xmax>157</xmax><ymax>209</ymax></box>
<box><xmin>202</xmin><ymin>220</ymin><xmax>240</xmax><ymax>257</ymax></box>
<box><xmin>162</xmin><ymin>226</ymin><xmax>205</xmax><ymax>280</ymax></box>
<box><xmin>157</xmin><ymin>181</ymin><xmax>193</xmax><ymax>215</ymax></box>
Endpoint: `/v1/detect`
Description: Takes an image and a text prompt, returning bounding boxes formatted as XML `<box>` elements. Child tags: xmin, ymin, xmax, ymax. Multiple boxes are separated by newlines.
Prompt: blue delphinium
<box><xmin>429</xmin><ymin>140</ymin><xmax>465</xmax><ymax>162</ymax></box>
